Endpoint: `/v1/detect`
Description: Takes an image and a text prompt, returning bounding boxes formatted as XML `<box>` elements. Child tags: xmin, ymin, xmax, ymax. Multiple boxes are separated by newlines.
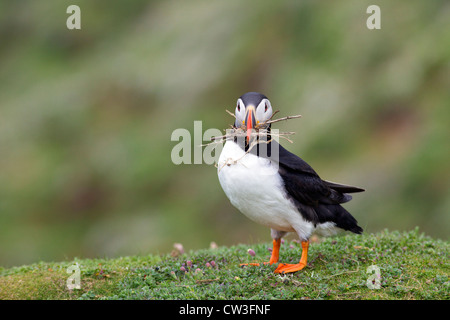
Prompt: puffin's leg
<box><xmin>267</xmin><ymin>229</ymin><xmax>286</xmax><ymax>264</ymax></box>
<box><xmin>274</xmin><ymin>240</ymin><xmax>309</xmax><ymax>273</ymax></box>
<box><xmin>268</xmin><ymin>238</ymin><xmax>281</xmax><ymax>264</ymax></box>
<box><xmin>240</xmin><ymin>230</ymin><xmax>285</xmax><ymax>267</ymax></box>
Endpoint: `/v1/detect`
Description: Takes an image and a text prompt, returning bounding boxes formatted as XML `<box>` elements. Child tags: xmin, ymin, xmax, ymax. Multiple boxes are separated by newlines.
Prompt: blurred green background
<box><xmin>0</xmin><ymin>0</ymin><xmax>449</xmax><ymax>268</ymax></box>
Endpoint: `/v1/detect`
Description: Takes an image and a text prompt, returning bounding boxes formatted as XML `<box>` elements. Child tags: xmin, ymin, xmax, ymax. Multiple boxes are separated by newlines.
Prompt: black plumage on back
<box><xmin>274</xmin><ymin>142</ymin><xmax>364</xmax><ymax>234</ymax></box>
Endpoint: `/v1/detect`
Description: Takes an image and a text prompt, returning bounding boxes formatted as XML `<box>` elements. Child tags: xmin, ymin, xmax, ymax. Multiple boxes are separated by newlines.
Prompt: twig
<box><xmin>265</xmin><ymin>114</ymin><xmax>302</xmax><ymax>125</ymax></box>
<box><xmin>278</xmin><ymin>134</ymin><xmax>294</xmax><ymax>144</ymax></box>
<box><xmin>225</xmin><ymin>109</ymin><xmax>236</xmax><ymax>118</ymax></box>
<box><xmin>267</xmin><ymin>110</ymin><xmax>280</xmax><ymax>121</ymax></box>
<box><xmin>207</xmin><ymin>110</ymin><xmax>302</xmax><ymax>160</ymax></box>
<box><xmin>209</xmin><ymin>129</ymin><xmax>295</xmax><ymax>142</ymax></box>
<box><xmin>224</xmin><ymin>109</ymin><xmax>301</xmax><ymax>126</ymax></box>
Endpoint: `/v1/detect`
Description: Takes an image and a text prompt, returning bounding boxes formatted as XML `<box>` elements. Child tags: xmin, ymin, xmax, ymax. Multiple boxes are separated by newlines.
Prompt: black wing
<box><xmin>275</xmin><ymin>142</ymin><xmax>363</xmax><ymax>234</ymax></box>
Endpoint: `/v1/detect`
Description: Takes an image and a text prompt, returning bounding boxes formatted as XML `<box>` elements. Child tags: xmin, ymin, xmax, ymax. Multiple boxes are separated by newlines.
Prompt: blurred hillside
<box><xmin>0</xmin><ymin>0</ymin><xmax>449</xmax><ymax>267</ymax></box>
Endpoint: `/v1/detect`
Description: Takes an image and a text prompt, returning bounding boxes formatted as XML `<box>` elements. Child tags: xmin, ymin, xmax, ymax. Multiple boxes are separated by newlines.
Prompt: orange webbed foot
<box><xmin>274</xmin><ymin>240</ymin><xmax>309</xmax><ymax>274</ymax></box>
<box><xmin>274</xmin><ymin>262</ymin><xmax>306</xmax><ymax>273</ymax></box>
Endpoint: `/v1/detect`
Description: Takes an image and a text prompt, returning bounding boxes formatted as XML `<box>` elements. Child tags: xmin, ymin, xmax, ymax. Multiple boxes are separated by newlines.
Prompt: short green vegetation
<box><xmin>1</xmin><ymin>229</ymin><xmax>448</xmax><ymax>300</ymax></box>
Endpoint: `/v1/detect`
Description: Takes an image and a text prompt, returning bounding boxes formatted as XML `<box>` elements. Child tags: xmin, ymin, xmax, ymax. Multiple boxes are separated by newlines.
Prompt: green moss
<box><xmin>1</xmin><ymin>229</ymin><xmax>448</xmax><ymax>300</ymax></box>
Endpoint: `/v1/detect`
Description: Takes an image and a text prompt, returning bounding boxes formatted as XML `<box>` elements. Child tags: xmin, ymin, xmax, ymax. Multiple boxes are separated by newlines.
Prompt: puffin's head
<box><xmin>234</xmin><ymin>92</ymin><xmax>273</xmax><ymax>142</ymax></box>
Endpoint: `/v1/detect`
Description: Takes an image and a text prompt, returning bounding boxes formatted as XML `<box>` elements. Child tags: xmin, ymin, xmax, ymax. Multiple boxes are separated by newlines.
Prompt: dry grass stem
<box><xmin>209</xmin><ymin>109</ymin><xmax>302</xmax><ymax>144</ymax></box>
<box><xmin>265</xmin><ymin>114</ymin><xmax>302</xmax><ymax>124</ymax></box>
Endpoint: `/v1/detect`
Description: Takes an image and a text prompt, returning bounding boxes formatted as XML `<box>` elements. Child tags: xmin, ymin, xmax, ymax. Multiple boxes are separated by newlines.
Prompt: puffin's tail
<box><xmin>316</xmin><ymin>203</ymin><xmax>363</xmax><ymax>234</ymax></box>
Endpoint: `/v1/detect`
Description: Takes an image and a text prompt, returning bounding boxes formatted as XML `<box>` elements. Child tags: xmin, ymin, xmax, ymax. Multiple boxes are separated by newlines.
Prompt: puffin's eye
<box><xmin>237</xmin><ymin>104</ymin><xmax>240</xmax><ymax>112</ymax></box>
<box><xmin>265</xmin><ymin>103</ymin><xmax>268</xmax><ymax>112</ymax></box>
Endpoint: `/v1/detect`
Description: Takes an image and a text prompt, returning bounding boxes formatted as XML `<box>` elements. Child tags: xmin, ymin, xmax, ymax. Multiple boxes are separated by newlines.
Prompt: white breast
<box><xmin>217</xmin><ymin>141</ymin><xmax>315</xmax><ymax>238</ymax></box>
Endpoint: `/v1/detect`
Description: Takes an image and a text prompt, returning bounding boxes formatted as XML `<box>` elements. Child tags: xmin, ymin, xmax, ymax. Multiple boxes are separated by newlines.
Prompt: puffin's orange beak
<box><xmin>245</xmin><ymin>106</ymin><xmax>256</xmax><ymax>143</ymax></box>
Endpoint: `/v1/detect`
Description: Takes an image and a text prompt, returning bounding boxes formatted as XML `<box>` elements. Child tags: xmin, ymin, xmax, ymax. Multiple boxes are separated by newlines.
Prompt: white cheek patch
<box><xmin>235</xmin><ymin>99</ymin><xmax>246</xmax><ymax>126</ymax></box>
<box><xmin>255</xmin><ymin>99</ymin><xmax>272</xmax><ymax>124</ymax></box>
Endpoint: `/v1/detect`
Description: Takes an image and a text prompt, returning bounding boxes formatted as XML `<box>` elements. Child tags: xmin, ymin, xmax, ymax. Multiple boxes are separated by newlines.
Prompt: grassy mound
<box><xmin>0</xmin><ymin>228</ymin><xmax>448</xmax><ymax>300</ymax></box>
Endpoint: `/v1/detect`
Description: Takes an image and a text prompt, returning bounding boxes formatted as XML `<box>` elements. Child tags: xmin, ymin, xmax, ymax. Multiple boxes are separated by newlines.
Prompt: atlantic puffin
<box><xmin>217</xmin><ymin>92</ymin><xmax>364</xmax><ymax>273</ymax></box>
